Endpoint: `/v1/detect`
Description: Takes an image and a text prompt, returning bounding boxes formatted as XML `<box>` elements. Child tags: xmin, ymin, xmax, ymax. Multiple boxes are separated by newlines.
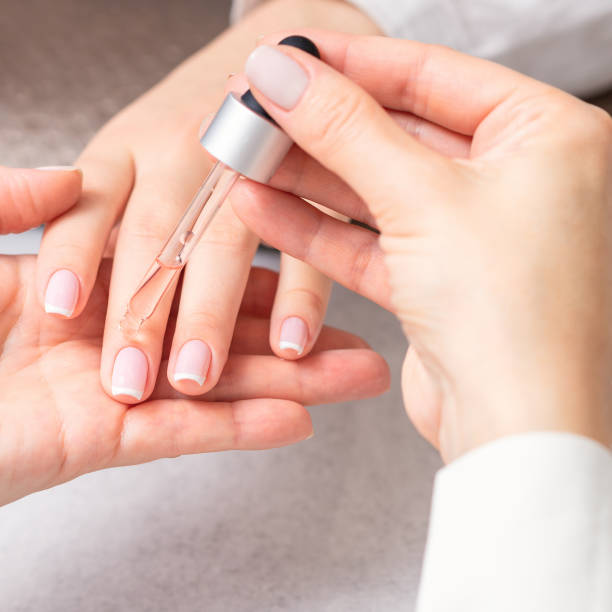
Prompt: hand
<box><xmin>0</xmin><ymin>164</ymin><xmax>389</xmax><ymax>505</ymax></box>
<box><xmin>231</xmin><ymin>31</ymin><xmax>612</xmax><ymax>461</ymax></box>
<box><xmin>33</xmin><ymin>0</ymin><xmax>380</xmax><ymax>404</ymax></box>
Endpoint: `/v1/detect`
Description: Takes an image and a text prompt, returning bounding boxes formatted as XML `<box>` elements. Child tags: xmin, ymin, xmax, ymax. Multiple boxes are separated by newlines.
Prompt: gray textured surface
<box><xmin>0</xmin><ymin>2</ymin><xmax>438</xmax><ymax>611</ymax></box>
<box><xmin>1</xmin><ymin>2</ymin><xmax>611</xmax><ymax>611</ymax></box>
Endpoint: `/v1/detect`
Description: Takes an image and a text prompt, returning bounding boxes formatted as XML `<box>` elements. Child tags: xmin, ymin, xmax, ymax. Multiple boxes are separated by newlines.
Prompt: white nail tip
<box><xmin>173</xmin><ymin>372</ymin><xmax>206</xmax><ymax>386</ymax></box>
<box><xmin>44</xmin><ymin>303</ymin><xmax>73</xmax><ymax>317</ymax></box>
<box><xmin>36</xmin><ymin>165</ymin><xmax>79</xmax><ymax>171</ymax></box>
<box><xmin>111</xmin><ymin>386</ymin><xmax>144</xmax><ymax>401</ymax></box>
<box><xmin>279</xmin><ymin>341</ymin><xmax>304</xmax><ymax>355</ymax></box>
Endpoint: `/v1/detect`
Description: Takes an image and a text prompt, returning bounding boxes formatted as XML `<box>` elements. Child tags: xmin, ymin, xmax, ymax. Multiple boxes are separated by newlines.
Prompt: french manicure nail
<box><xmin>44</xmin><ymin>269</ymin><xmax>79</xmax><ymax>317</ymax></box>
<box><xmin>279</xmin><ymin>317</ymin><xmax>308</xmax><ymax>355</ymax></box>
<box><xmin>36</xmin><ymin>165</ymin><xmax>80</xmax><ymax>172</ymax></box>
<box><xmin>112</xmin><ymin>347</ymin><xmax>148</xmax><ymax>401</ymax></box>
<box><xmin>245</xmin><ymin>45</ymin><xmax>309</xmax><ymax>110</ymax></box>
<box><xmin>174</xmin><ymin>339</ymin><xmax>211</xmax><ymax>386</ymax></box>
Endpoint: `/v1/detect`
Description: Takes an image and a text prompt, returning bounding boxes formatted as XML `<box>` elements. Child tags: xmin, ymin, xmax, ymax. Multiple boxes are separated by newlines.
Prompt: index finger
<box><xmin>259</xmin><ymin>29</ymin><xmax>548</xmax><ymax>136</ymax></box>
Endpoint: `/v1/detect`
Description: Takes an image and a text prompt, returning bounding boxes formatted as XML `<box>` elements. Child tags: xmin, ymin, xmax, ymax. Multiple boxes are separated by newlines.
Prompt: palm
<box><xmin>1</xmin><ymin>256</ymin><xmax>143</xmax><ymax>502</ymax></box>
<box><xmin>0</xmin><ymin>256</ymin><xmax>389</xmax><ymax>505</ymax></box>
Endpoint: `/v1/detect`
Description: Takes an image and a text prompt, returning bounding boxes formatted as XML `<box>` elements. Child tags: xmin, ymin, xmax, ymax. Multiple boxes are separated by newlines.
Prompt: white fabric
<box><xmin>230</xmin><ymin>0</ymin><xmax>612</xmax><ymax>96</ymax></box>
<box><xmin>417</xmin><ymin>432</ymin><xmax>612</xmax><ymax>612</ymax></box>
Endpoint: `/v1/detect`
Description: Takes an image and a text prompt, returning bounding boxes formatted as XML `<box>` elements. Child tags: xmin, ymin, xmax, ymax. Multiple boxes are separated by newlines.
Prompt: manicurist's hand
<box><xmin>231</xmin><ymin>30</ymin><xmax>612</xmax><ymax>461</ymax></box>
<box><xmin>33</xmin><ymin>0</ymin><xmax>380</xmax><ymax>404</ymax></box>
<box><xmin>0</xmin><ymin>164</ymin><xmax>389</xmax><ymax>506</ymax></box>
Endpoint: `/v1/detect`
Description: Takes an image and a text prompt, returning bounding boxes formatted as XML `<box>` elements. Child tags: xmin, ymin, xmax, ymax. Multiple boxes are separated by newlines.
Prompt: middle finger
<box><xmin>101</xmin><ymin>138</ymin><xmax>210</xmax><ymax>403</ymax></box>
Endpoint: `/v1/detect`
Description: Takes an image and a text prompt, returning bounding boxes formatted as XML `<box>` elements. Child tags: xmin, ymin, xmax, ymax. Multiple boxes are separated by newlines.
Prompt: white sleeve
<box><xmin>416</xmin><ymin>432</ymin><xmax>612</xmax><ymax>612</ymax></box>
<box><xmin>231</xmin><ymin>0</ymin><xmax>612</xmax><ymax>96</ymax></box>
<box><xmin>347</xmin><ymin>0</ymin><xmax>612</xmax><ymax>96</ymax></box>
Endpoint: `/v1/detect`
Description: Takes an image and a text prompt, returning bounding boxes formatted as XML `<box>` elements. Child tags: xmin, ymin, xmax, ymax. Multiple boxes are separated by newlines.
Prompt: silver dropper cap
<box><xmin>199</xmin><ymin>92</ymin><xmax>292</xmax><ymax>184</ymax></box>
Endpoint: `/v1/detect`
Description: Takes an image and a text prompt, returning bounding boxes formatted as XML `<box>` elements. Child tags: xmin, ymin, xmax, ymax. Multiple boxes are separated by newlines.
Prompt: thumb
<box><xmin>244</xmin><ymin>44</ymin><xmax>455</xmax><ymax>225</ymax></box>
<box><xmin>0</xmin><ymin>166</ymin><xmax>82</xmax><ymax>234</ymax></box>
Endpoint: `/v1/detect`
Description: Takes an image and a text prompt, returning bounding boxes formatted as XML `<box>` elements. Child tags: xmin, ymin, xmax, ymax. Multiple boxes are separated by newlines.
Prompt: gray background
<box><xmin>0</xmin><ymin>1</ymin><xmax>610</xmax><ymax>611</ymax></box>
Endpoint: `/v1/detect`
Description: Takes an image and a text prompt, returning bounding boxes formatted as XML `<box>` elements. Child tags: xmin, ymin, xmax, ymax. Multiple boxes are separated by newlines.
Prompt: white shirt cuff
<box><xmin>417</xmin><ymin>432</ymin><xmax>612</xmax><ymax>612</ymax></box>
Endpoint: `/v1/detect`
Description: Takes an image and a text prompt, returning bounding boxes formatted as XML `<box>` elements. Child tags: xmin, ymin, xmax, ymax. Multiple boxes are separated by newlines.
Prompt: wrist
<box><xmin>245</xmin><ymin>0</ymin><xmax>382</xmax><ymax>35</ymax></box>
<box><xmin>205</xmin><ymin>0</ymin><xmax>381</xmax><ymax>66</ymax></box>
<box><xmin>440</xmin><ymin>388</ymin><xmax>612</xmax><ymax>463</ymax></box>
<box><xmin>161</xmin><ymin>0</ymin><xmax>379</xmax><ymax>118</ymax></box>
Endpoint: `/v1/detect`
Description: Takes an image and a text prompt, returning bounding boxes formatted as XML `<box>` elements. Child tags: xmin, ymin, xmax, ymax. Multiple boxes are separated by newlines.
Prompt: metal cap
<box><xmin>200</xmin><ymin>93</ymin><xmax>293</xmax><ymax>183</ymax></box>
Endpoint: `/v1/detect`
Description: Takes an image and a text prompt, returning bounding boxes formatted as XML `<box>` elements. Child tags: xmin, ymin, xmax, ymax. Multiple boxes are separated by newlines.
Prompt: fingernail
<box><xmin>44</xmin><ymin>269</ymin><xmax>79</xmax><ymax>317</ymax></box>
<box><xmin>198</xmin><ymin>113</ymin><xmax>214</xmax><ymax>139</ymax></box>
<box><xmin>279</xmin><ymin>317</ymin><xmax>308</xmax><ymax>355</ymax></box>
<box><xmin>112</xmin><ymin>347</ymin><xmax>148</xmax><ymax>401</ymax></box>
<box><xmin>305</xmin><ymin>431</ymin><xmax>315</xmax><ymax>440</ymax></box>
<box><xmin>245</xmin><ymin>45</ymin><xmax>309</xmax><ymax>110</ymax></box>
<box><xmin>174</xmin><ymin>339</ymin><xmax>211</xmax><ymax>386</ymax></box>
<box><xmin>36</xmin><ymin>165</ymin><xmax>80</xmax><ymax>172</ymax></box>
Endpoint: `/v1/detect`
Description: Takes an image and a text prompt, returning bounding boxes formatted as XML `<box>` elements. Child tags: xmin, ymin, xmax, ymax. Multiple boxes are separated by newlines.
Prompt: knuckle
<box><xmin>43</xmin><ymin>241</ymin><xmax>90</xmax><ymax>268</ymax></box>
<box><xmin>0</xmin><ymin>171</ymin><xmax>38</xmax><ymax>233</ymax></box>
<box><xmin>124</xmin><ymin>203</ymin><xmax>176</xmax><ymax>246</ymax></box>
<box><xmin>556</xmin><ymin>103</ymin><xmax>612</xmax><ymax>185</ymax></box>
<box><xmin>348</xmin><ymin>238</ymin><xmax>374</xmax><ymax>295</ymax></box>
<box><xmin>558</xmin><ymin>99</ymin><xmax>612</xmax><ymax>151</ymax></box>
<box><xmin>200</xmin><ymin>216</ymin><xmax>255</xmax><ymax>253</ymax></box>
<box><xmin>179</xmin><ymin>309</ymin><xmax>226</xmax><ymax>338</ymax></box>
<box><xmin>280</xmin><ymin>286</ymin><xmax>327</xmax><ymax>318</ymax></box>
<box><xmin>586</xmin><ymin>105</ymin><xmax>612</xmax><ymax>147</ymax></box>
<box><xmin>160</xmin><ymin>402</ymin><xmax>190</xmax><ymax>458</ymax></box>
<box><xmin>306</xmin><ymin>88</ymin><xmax>372</xmax><ymax>158</ymax></box>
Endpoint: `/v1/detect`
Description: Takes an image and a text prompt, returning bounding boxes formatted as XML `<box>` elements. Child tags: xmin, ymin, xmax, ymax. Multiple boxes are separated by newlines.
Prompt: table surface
<box><xmin>0</xmin><ymin>2</ymin><xmax>610</xmax><ymax>610</ymax></box>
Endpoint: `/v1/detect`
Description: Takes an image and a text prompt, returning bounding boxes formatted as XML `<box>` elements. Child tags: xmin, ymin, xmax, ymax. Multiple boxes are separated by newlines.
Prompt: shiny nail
<box><xmin>174</xmin><ymin>340</ymin><xmax>211</xmax><ymax>386</ymax></box>
<box><xmin>112</xmin><ymin>347</ymin><xmax>148</xmax><ymax>401</ymax></box>
<box><xmin>44</xmin><ymin>269</ymin><xmax>79</xmax><ymax>317</ymax></box>
<box><xmin>245</xmin><ymin>45</ymin><xmax>309</xmax><ymax>110</ymax></box>
<box><xmin>36</xmin><ymin>165</ymin><xmax>80</xmax><ymax>172</ymax></box>
<box><xmin>279</xmin><ymin>316</ymin><xmax>308</xmax><ymax>355</ymax></box>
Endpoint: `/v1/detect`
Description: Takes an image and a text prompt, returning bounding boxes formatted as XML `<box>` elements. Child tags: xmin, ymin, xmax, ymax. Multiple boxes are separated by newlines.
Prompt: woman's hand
<box><xmin>33</xmin><ymin>0</ymin><xmax>380</xmax><ymax>404</ymax></box>
<box><xmin>0</xmin><ymin>164</ymin><xmax>389</xmax><ymax>506</ymax></box>
<box><xmin>231</xmin><ymin>30</ymin><xmax>612</xmax><ymax>461</ymax></box>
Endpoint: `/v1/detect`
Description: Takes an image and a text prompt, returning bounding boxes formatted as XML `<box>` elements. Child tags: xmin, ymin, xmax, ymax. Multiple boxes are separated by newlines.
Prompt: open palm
<box><xmin>0</xmin><ymin>168</ymin><xmax>389</xmax><ymax>505</ymax></box>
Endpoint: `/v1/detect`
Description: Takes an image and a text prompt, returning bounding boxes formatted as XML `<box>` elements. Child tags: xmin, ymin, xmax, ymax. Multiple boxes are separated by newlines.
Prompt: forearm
<box><xmin>211</xmin><ymin>0</ymin><xmax>381</xmax><ymax>64</ymax></box>
<box><xmin>148</xmin><ymin>0</ymin><xmax>380</xmax><ymax>112</ymax></box>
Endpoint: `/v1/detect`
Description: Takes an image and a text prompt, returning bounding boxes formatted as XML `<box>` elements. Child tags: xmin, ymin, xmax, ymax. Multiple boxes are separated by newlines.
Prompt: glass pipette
<box><xmin>119</xmin><ymin>35</ymin><xmax>320</xmax><ymax>338</ymax></box>
<box><xmin>119</xmin><ymin>162</ymin><xmax>239</xmax><ymax>337</ymax></box>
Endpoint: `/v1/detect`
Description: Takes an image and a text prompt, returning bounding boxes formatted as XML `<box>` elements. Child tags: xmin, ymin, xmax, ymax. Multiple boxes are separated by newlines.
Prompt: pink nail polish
<box><xmin>174</xmin><ymin>340</ymin><xmax>211</xmax><ymax>386</ymax></box>
<box><xmin>44</xmin><ymin>269</ymin><xmax>79</xmax><ymax>317</ymax></box>
<box><xmin>112</xmin><ymin>347</ymin><xmax>148</xmax><ymax>401</ymax></box>
<box><xmin>279</xmin><ymin>317</ymin><xmax>308</xmax><ymax>355</ymax></box>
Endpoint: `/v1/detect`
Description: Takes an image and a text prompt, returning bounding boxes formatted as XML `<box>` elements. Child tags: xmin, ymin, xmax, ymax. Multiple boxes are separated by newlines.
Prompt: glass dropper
<box><xmin>119</xmin><ymin>161</ymin><xmax>238</xmax><ymax>337</ymax></box>
<box><xmin>119</xmin><ymin>35</ymin><xmax>320</xmax><ymax>338</ymax></box>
